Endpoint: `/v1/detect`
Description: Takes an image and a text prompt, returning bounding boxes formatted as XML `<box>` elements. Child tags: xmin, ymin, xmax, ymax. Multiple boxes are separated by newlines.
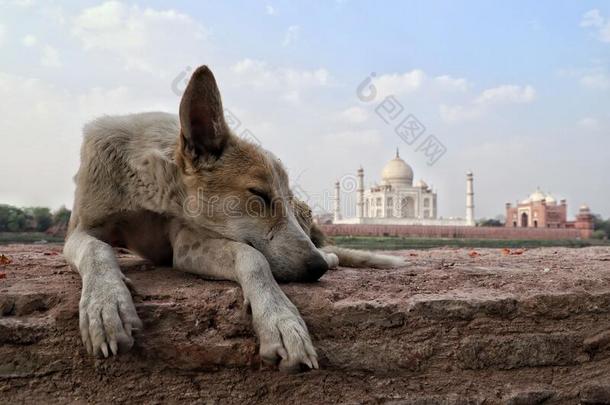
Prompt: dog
<box><xmin>64</xmin><ymin>65</ymin><xmax>405</xmax><ymax>372</ymax></box>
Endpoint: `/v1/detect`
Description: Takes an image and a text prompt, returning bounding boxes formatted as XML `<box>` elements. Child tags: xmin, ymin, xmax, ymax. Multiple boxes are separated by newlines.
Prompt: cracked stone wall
<box><xmin>1</xmin><ymin>244</ymin><xmax>610</xmax><ymax>404</ymax></box>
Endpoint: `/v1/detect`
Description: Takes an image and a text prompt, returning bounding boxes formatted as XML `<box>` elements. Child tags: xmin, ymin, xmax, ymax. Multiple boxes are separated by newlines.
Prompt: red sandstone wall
<box><xmin>320</xmin><ymin>224</ymin><xmax>588</xmax><ymax>240</ymax></box>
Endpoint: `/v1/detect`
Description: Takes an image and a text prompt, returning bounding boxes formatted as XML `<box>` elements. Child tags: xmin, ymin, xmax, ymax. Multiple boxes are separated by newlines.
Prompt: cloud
<box><xmin>231</xmin><ymin>58</ymin><xmax>330</xmax><ymax>92</ymax></box>
<box><xmin>0</xmin><ymin>71</ymin><xmax>81</xmax><ymax>207</ymax></box>
<box><xmin>580</xmin><ymin>9</ymin><xmax>610</xmax><ymax>43</ymax></box>
<box><xmin>41</xmin><ymin>45</ymin><xmax>62</xmax><ymax>67</ymax></box>
<box><xmin>579</xmin><ymin>117</ymin><xmax>601</xmax><ymax>130</ymax></box>
<box><xmin>282</xmin><ymin>25</ymin><xmax>300</xmax><ymax>47</ymax></box>
<box><xmin>71</xmin><ymin>1</ymin><xmax>206</xmax><ymax>75</ymax></box>
<box><xmin>440</xmin><ymin>84</ymin><xmax>536</xmax><ymax>123</ymax></box>
<box><xmin>230</xmin><ymin>58</ymin><xmax>330</xmax><ymax>103</ymax></box>
<box><xmin>474</xmin><ymin>84</ymin><xmax>536</xmax><ymax>105</ymax></box>
<box><xmin>0</xmin><ymin>69</ymin><xmax>175</xmax><ymax>208</ymax></box>
<box><xmin>323</xmin><ymin>129</ymin><xmax>382</xmax><ymax>147</ymax></box>
<box><xmin>22</xmin><ymin>34</ymin><xmax>37</xmax><ymax>47</ymax></box>
<box><xmin>579</xmin><ymin>72</ymin><xmax>610</xmax><ymax>90</ymax></box>
<box><xmin>339</xmin><ymin>106</ymin><xmax>369</xmax><ymax>124</ymax></box>
<box><xmin>371</xmin><ymin>68</ymin><xmax>533</xmax><ymax>124</ymax></box>
<box><xmin>373</xmin><ymin>70</ymin><xmax>466</xmax><ymax>96</ymax></box>
<box><xmin>439</xmin><ymin>104</ymin><xmax>482</xmax><ymax>123</ymax></box>
<box><xmin>558</xmin><ymin>66</ymin><xmax>610</xmax><ymax>91</ymax></box>
<box><xmin>5</xmin><ymin>0</ymin><xmax>35</xmax><ymax>7</ymax></box>
<box><xmin>0</xmin><ymin>24</ymin><xmax>5</xmax><ymax>47</ymax></box>
<box><xmin>265</xmin><ymin>5</ymin><xmax>276</xmax><ymax>15</ymax></box>
<box><xmin>373</xmin><ymin>69</ymin><xmax>426</xmax><ymax>96</ymax></box>
<box><xmin>434</xmin><ymin>75</ymin><xmax>469</xmax><ymax>92</ymax></box>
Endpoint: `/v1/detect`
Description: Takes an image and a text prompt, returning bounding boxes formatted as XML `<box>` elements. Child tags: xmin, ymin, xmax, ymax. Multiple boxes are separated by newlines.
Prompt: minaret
<box><xmin>466</xmin><ymin>171</ymin><xmax>475</xmax><ymax>226</ymax></box>
<box><xmin>333</xmin><ymin>180</ymin><xmax>342</xmax><ymax>222</ymax></box>
<box><xmin>357</xmin><ymin>167</ymin><xmax>364</xmax><ymax>219</ymax></box>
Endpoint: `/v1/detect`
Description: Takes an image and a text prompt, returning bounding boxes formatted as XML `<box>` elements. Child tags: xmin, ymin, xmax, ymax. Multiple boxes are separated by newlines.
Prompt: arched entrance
<box><xmin>521</xmin><ymin>212</ymin><xmax>529</xmax><ymax>227</ymax></box>
<box><xmin>400</xmin><ymin>197</ymin><xmax>415</xmax><ymax>218</ymax></box>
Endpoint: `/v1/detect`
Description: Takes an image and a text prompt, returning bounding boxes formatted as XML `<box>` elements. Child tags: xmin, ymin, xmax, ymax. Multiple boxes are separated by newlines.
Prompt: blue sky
<box><xmin>0</xmin><ymin>0</ymin><xmax>609</xmax><ymax>219</ymax></box>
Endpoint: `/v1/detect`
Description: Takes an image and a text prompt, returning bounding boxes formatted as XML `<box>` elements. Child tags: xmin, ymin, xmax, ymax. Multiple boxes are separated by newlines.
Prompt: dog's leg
<box><xmin>171</xmin><ymin>228</ymin><xmax>318</xmax><ymax>372</ymax></box>
<box><xmin>64</xmin><ymin>228</ymin><xmax>142</xmax><ymax>357</ymax></box>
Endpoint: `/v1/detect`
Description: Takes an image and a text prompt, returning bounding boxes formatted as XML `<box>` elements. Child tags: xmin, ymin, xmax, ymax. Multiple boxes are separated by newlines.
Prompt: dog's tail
<box><xmin>320</xmin><ymin>245</ymin><xmax>406</xmax><ymax>269</ymax></box>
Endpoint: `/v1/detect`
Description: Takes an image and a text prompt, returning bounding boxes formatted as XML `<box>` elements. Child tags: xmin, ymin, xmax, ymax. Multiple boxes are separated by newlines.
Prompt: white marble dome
<box><xmin>414</xmin><ymin>179</ymin><xmax>429</xmax><ymax>189</ymax></box>
<box><xmin>529</xmin><ymin>189</ymin><xmax>547</xmax><ymax>202</ymax></box>
<box><xmin>522</xmin><ymin>188</ymin><xmax>555</xmax><ymax>204</ymax></box>
<box><xmin>381</xmin><ymin>150</ymin><xmax>413</xmax><ymax>187</ymax></box>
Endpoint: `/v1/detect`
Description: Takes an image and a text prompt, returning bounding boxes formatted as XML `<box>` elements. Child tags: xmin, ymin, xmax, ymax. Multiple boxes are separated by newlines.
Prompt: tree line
<box><xmin>593</xmin><ymin>215</ymin><xmax>610</xmax><ymax>240</ymax></box>
<box><xmin>0</xmin><ymin>204</ymin><xmax>71</xmax><ymax>232</ymax></box>
<box><xmin>1</xmin><ymin>202</ymin><xmax>608</xmax><ymax>239</ymax></box>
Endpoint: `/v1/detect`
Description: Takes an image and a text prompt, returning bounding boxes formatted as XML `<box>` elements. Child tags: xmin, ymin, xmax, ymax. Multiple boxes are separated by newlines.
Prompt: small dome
<box><xmin>522</xmin><ymin>187</ymin><xmax>556</xmax><ymax>204</ymax></box>
<box><xmin>415</xmin><ymin>179</ymin><xmax>428</xmax><ymax>189</ymax></box>
<box><xmin>579</xmin><ymin>204</ymin><xmax>590</xmax><ymax>212</ymax></box>
<box><xmin>381</xmin><ymin>149</ymin><xmax>413</xmax><ymax>187</ymax></box>
<box><xmin>529</xmin><ymin>188</ymin><xmax>547</xmax><ymax>202</ymax></box>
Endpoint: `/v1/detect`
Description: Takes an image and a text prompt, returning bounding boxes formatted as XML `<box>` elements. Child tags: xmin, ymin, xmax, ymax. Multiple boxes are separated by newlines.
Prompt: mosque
<box><xmin>505</xmin><ymin>188</ymin><xmax>566</xmax><ymax>228</ymax></box>
<box><xmin>332</xmin><ymin>150</ymin><xmax>475</xmax><ymax>226</ymax></box>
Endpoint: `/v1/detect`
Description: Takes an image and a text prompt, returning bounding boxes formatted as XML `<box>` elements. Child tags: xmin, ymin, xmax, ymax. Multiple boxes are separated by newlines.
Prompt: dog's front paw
<box><xmin>255</xmin><ymin>308</ymin><xmax>318</xmax><ymax>373</ymax></box>
<box><xmin>79</xmin><ymin>274</ymin><xmax>142</xmax><ymax>358</ymax></box>
<box><xmin>323</xmin><ymin>252</ymin><xmax>339</xmax><ymax>269</ymax></box>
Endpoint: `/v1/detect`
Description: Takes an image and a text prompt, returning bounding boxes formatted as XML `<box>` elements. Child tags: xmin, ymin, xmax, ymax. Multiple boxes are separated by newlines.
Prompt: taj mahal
<box><xmin>332</xmin><ymin>150</ymin><xmax>475</xmax><ymax>226</ymax></box>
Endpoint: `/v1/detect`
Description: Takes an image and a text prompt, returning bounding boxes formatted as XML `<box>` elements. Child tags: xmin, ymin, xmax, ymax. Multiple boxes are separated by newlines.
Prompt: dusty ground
<box><xmin>1</xmin><ymin>244</ymin><xmax>610</xmax><ymax>404</ymax></box>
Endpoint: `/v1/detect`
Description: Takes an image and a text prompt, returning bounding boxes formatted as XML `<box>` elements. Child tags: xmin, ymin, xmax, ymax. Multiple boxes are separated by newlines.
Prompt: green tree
<box><xmin>0</xmin><ymin>205</ymin><xmax>27</xmax><ymax>232</ymax></box>
<box><xmin>52</xmin><ymin>205</ymin><xmax>71</xmax><ymax>227</ymax></box>
<box><xmin>0</xmin><ymin>204</ymin><xmax>10</xmax><ymax>231</ymax></box>
<box><xmin>477</xmin><ymin>218</ymin><xmax>504</xmax><ymax>227</ymax></box>
<box><xmin>593</xmin><ymin>214</ymin><xmax>610</xmax><ymax>239</ymax></box>
<box><xmin>24</xmin><ymin>207</ymin><xmax>53</xmax><ymax>232</ymax></box>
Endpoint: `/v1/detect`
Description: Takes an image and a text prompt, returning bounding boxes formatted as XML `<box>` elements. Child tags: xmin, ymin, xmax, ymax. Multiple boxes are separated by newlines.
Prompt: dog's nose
<box><xmin>302</xmin><ymin>252</ymin><xmax>329</xmax><ymax>282</ymax></box>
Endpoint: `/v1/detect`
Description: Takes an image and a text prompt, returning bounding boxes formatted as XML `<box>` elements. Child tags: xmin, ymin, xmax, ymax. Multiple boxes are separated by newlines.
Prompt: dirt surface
<box><xmin>1</xmin><ymin>244</ymin><xmax>610</xmax><ymax>404</ymax></box>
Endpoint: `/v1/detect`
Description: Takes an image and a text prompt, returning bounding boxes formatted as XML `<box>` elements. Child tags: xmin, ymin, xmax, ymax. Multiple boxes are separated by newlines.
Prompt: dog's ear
<box><xmin>179</xmin><ymin>65</ymin><xmax>229</xmax><ymax>163</ymax></box>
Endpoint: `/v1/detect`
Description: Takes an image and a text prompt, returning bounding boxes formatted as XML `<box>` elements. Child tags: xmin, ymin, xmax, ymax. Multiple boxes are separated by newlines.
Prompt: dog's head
<box><xmin>176</xmin><ymin>65</ymin><xmax>328</xmax><ymax>282</ymax></box>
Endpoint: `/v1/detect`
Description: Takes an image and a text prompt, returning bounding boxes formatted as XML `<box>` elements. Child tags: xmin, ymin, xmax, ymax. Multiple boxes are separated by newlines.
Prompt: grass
<box><xmin>331</xmin><ymin>236</ymin><xmax>610</xmax><ymax>250</ymax></box>
<box><xmin>0</xmin><ymin>232</ymin><xmax>64</xmax><ymax>244</ymax></box>
<box><xmin>2</xmin><ymin>232</ymin><xmax>608</xmax><ymax>251</ymax></box>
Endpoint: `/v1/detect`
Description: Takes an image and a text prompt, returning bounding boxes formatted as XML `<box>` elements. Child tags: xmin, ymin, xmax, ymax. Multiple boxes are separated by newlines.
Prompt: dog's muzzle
<box><xmin>301</xmin><ymin>252</ymin><xmax>329</xmax><ymax>282</ymax></box>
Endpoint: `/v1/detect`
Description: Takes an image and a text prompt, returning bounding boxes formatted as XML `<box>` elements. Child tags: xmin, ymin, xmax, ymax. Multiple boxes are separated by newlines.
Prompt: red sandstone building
<box><xmin>505</xmin><ymin>188</ymin><xmax>593</xmax><ymax>236</ymax></box>
<box><xmin>505</xmin><ymin>189</ymin><xmax>567</xmax><ymax>228</ymax></box>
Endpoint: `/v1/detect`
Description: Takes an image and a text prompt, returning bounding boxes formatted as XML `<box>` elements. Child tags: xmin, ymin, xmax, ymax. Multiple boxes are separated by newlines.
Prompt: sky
<box><xmin>0</xmin><ymin>0</ymin><xmax>609</xmax><ymax>220</ymax></box>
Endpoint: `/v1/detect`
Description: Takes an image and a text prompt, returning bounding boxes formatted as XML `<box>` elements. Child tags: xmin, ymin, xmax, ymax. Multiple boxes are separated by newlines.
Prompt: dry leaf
<box><xmin>0</xmin><ymin>272</ymin><xmax>5</xmax><ymax>279</ymax></box>
<box><xmin>0</xmin><ymin>254</ymin><xmax>12</xmax><ymax>265</ymax></box>
<box><xmin>501</xmin><ymin>248</ymin><xmax>525</xmax><ymax>256</ymax></box>
<box><xmin>409</xmin><ymin>253</ymin><xmax>418</xmax><ymax>257</ymax></box>
<box><xmin>468</xmin><ymin>251</ymin><xmax>480</xmax><ymax>258</ymax></box>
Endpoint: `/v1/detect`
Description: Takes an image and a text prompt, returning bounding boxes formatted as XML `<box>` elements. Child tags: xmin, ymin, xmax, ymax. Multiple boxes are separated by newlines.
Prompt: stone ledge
<box><xmin>1</xmin><ymin>244</ymin><xmax>610</xmax><ymax>404</ymax></box>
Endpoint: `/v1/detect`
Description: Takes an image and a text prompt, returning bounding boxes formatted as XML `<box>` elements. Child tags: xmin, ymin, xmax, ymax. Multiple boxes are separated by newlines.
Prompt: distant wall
<box><xmin>319</xmin><ymin>224</ymin><xmax>590</xmax><ymax>240</ymax></box>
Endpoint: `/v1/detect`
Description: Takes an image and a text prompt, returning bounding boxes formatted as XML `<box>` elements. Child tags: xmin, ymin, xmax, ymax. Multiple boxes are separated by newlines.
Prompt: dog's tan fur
<box><xmin>64</xmin><ymin>65</ymin><xmax>403</xmax><ymax>372</ymax></box>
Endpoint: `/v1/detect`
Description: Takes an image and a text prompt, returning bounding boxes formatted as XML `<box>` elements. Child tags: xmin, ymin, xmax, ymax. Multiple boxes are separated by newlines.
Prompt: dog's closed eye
<box><xmin>248</xmin><ymin>188</ymin><xmax>272</xmax><ymax>205</ymax></box>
